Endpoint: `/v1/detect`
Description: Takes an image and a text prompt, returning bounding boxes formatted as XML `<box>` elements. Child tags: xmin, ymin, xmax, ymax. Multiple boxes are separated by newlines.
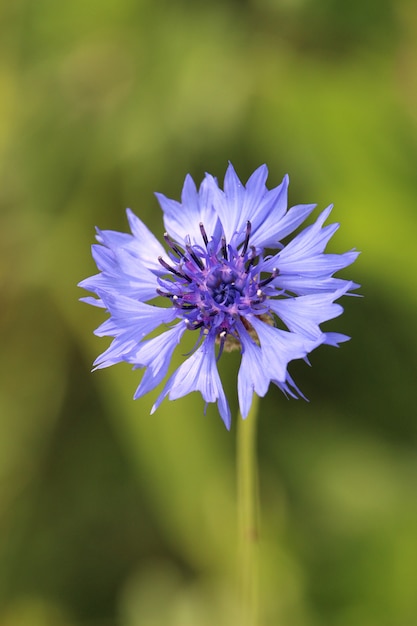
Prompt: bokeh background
<box><xmin>1</xmin><ymin>0</ymin><xmax>417</xmax><ymax>624</ymax></box>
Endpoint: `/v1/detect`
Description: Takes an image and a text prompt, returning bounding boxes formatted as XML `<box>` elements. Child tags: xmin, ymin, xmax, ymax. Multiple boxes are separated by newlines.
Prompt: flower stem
<box><xmin>237</xmin><ymin>394</ymin><xmax>260</xmax><ymax>626</ymax></box>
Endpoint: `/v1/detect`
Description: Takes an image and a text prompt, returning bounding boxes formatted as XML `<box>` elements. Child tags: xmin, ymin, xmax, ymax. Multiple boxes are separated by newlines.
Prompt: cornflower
<box><xmin>79</xmin><ymin>164</ymin><xmax>358</xmax><ymax>429</ymax></box>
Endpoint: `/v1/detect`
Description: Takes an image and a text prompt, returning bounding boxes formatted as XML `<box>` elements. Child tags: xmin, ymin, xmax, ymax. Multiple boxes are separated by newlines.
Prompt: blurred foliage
<box><xmin>1</xmin><ymin>0</ymin><xmax>417</xmax><ymax>624</ymax></box>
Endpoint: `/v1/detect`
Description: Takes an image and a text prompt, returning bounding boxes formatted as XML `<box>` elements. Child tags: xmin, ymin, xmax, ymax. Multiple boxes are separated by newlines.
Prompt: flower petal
<box><xmin>251</xmin><ymin>202</ymin><xmax>317</xmax><ymax>249</ymax></box>
<box><xmin>152</xmin><ymin>334</ymin><xmax>231</xmax><ymax>429</ymax></box>
<box><xmin>212</xmin><ymin>166</ymin><xmax>291</xmax><ymax>247</ymax></box>
<box><xmin>271</xmin><ymin>274</ymin><xmax>358</xmax><ymax>296</ymax></box>
<box><xmin>273</xmin><ymin>371</ymin><xmax>307</xmax><ymax>400</ymax></box>
<box><xmin>268</xmin><ymin>285</ymin><xmax>352</xmax><ymax>339</ymax></box>
<box><xmin>236</xmin><ymin>321</ymin><xmax>270</xmax><ymax>418</ymax></box>
<box><xmin>249</xmin><ymin>315</ymin><xmax>320</xmax><ymax>382</ymax></box>
<box><xmin>130</xmin><ymin>322</ymin><xmax>187</xmax><ymax>398</ymax></box>
<box><xmin>322</xmin><ymin>332</ymin><xmax>351</xmax><ymax>346</ymax></box>
<box><xmin>92</xmin><ymin>300</ymin><xmax>178</xmax><ymax>370</ymax></box>
<box><xmin>156</xmin><ymin>174</ymin><xmax>220</xmax><ymax>246</ymax></box>
<box><xmin>125</xmin><ymin>208</ymin><xmax>166</xmax><ymax>271</ymax></box>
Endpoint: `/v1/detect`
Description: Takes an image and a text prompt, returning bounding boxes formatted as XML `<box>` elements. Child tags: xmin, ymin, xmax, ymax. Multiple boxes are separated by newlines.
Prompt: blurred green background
<box><xmin>1</xmin><ymin>0</ymin><xmax>417</xmax><ymax>624</ymax></box>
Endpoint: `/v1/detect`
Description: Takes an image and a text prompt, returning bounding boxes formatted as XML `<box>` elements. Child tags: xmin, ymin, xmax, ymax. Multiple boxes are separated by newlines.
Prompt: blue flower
<box><xmin>79</xmin><ymin>164</ymin><xmax>358</xmax><ymax>429</ymax></box>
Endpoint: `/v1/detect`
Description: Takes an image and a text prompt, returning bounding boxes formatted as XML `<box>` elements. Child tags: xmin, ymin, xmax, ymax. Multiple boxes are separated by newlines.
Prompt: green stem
<box><xmin>237</xmin><ymin>394</ymin><xmax>260</xmax><ymax>626</ymax></box>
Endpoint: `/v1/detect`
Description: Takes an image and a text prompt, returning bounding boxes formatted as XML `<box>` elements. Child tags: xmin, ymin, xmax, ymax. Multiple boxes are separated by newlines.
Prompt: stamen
<box><xmin>185</xmin><ymin>244</ymin><xmax>205</xmax><ymax>270</ymax></box>
<box><xmin>199</xmin><ymin>222</ymin><xmax>209</xmax><ymax>247</ymax></box>
<box><xmin>165</xmin><ymin>293</ymin><xmax>198</xmax><ymax>310</ymax></box>
<box><xmin>179</xmin><ymin>303</ymin><xmax>198</xmax><ymax>310</ymax></box>
<box><xmin>216</xmin><ymin>330</ymin><xmax>227</xmax><ymax>361</ymax></box>
<box><xmin>221</xmin><ymin>236</ymin><xmax>228</xmax><ymax>260</ymax></box>
<box><xmin>158</xmin><ymin>256</ymin><xmax>192</xmax><ymax>282</ymax></box>
<box><xmin>240</xmin><ymin>221</ymin><xmax>252</xmax><ymax>257</ymax></box>
<box><xmin>259</xmin><ymin>268</ymin><xmax>279</xmax><ymax>288</ymax></box>
<box><xmin>245</xmin><ymin>246</ymin><xmax>258</xmax><ymax>272</ymax></box>
<box><xmin>156</xmin><ymin>288</ymin><xmax>173</xmax><ymax>298</ymax></box>
<box><xmin>185</xmin><ymin>319</ymin><xmax>204</xmax><ymax>331</ymax></box>
<box><xmin>164</xmin><ymin>233</ymin><xmax>184</xmax><ymax>258</ymax></box>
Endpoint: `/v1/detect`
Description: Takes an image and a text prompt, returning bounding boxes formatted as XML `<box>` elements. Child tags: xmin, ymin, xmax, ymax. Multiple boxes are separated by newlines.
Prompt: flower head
<box><xmin>79</xmin><ymin>164</ymin><xmax>358</xmax><ymax>429</ymax></box>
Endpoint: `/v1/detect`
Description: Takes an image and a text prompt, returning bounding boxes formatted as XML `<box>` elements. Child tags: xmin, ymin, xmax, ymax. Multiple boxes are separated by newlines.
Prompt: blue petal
<box><xmin>276</xmin><ymin>250</ymin><xmax>359</xmax><ymax>276</ymax></box>
<box><xmin>236</xmin><ymin>321</ymin><xmax>270</xmax><ymax>418</ymax></box>
<box><xmin>237</xmin><ymin>171</ymin><xmax>289</xmax><ymax>246</ymax></box>
<box><xmin>322</xmin><ymin>332</ymin><xmax>351</xmax><ymax>346</ymax></box>
<box><xmin>95</xmin><ymin>224</ymin><xmax>163</xmax><ymax>278</ymax></box>
<box><xmin>250</xmin><ymin>202</ymin><xmax>317</xmax><ymax>249</ymax></box>
<box><xmin>79</xmin><ymin>295</ymin><xmax>106</xmax><ymax>308</ymax></box>
<box><xmin>92</xmin><ymin>302</ymin><xmax>178</xmax><ymax>370</ymax></box>
<box><xmin>262</xmin><ymin>206</ymin><xmax>359</xmax><ymax>289</ymax></box>
<box><xmin>268</xmin><ymin>285</ymin><xmax>352</xmax><ymax>339</ymax></box>
<box><xmin>262</xmin><ymin>205</ymin><xmax>335</xmax><ymax>272</ymax></box>
<box><xmin>213</xmin><ymin>166</ymin><xmax>290</xmax><ymax>247</ymax></box>
<box><xmin>93</xmin><ymin>330</ymin><xmax>140</xmax><ymax>369</ymax></box>
<box><xmin>91</xmin><ymin>244</ymin><xmax>119</xmax><ymax>273</ymax></box>
<box><xmin>271</xmin><ymin>274</ymin><xmax>358</xmax><ymax>296</ymax></box>
<box><xmin>81</xmin><ymin>249</ymin><xmax>160</xmax><ymax>301</ymax></box>
<box><xmin>273</xmin><ymin>372</ymin><xmax>307</xmax><ymax>400</ymax></box>
<box><xmin>95</xmin><ymin>228</ymin><xmax>132</xmax><ymax>248</ymax></box>
<box><xmin>245</xmin><ymin>164</ymin><xmax>269</xmax><ymax>196</ymax></box>
<box><xmin>156</xmin><ymin>174</ymin><xmax>219</xmax><ymax>246</ymax></box>
<box><xmin>94</xmin><ymin>292</ymin><xmax>177</xmax><ymax>338</ymax></box>
<box><xmin>221</xmin><ymin>163</ymin><xmax>246</xmax><ymax>241</ymax></box>
<box><xmin>249</xmin><ymin>316</ymin><xmax>319</xmax><ymax>382</ymax></box>
<box><xmin>78</xmin><ymin>211</ymin><xmax>164</xmax><ymax>302</ymax></box>
<box><xmin>130</xmin><ymin>322</ymin><xmax>187</xmax><ymax>398</ymax></box>
<box><xmin>126</xmin><ymin>209</ymin><xmax>166</xmax><ymax>271</ymax></box>
<box><xmin>151</xmin><ymin>334</ymin><xmax>231</xmax><ymax>429</ymax></box>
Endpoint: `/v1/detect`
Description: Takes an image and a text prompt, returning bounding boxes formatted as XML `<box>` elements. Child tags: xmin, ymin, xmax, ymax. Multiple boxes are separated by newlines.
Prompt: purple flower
<box><xmin>79</xmin><ymin>164</ymin><xmax>358</xmax><ymax>429</ymax></box>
